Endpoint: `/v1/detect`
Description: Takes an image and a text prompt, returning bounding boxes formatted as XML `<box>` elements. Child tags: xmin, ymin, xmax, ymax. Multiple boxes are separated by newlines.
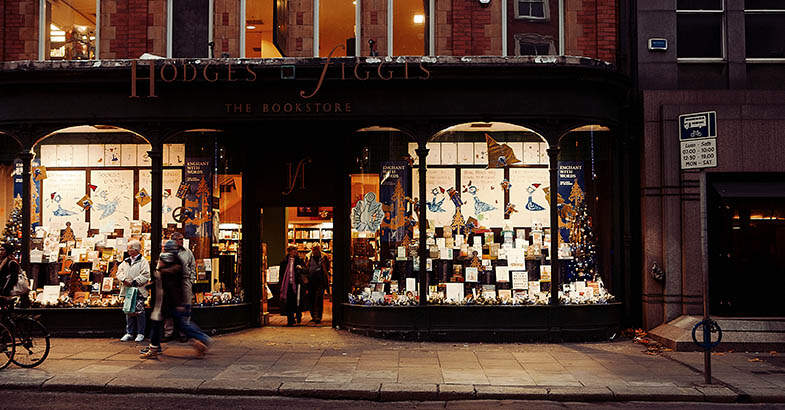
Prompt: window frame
<box><xmin>513</xmin><ymin>33</ymin><xmax>556</xmax><ymax>56</ymax></box>
<box><xmin>514</xmin><ymin>0</ymin><xmax>549</xmax><ymax>22</ymax></box>
<box><xmin>39</xmin><ymin>0</ymin><xmax>101</xmax><ymax>61</ymax></box>
<box><xmin>743</xmin><ymin>4</ymin><xmax>785</xmax><ymax>63</ymax></box>
<box><xmin>676</xmin><ymin>0</ymin><xmax>726</xmax><ymax>63</ymax></box>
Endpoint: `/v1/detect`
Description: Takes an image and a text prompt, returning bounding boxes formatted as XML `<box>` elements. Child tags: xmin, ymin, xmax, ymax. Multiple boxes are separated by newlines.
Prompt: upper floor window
<box><xmin>676</xmin><ymin>0</ymin><xmax>724</xmax><ymax>59</ymax></box>
<box><xmin>515</xmin><ymin>33</ymin><xmax>555</xmax><ymax>56</ymax></box>
<box><xmin>744</xmin><ymin>0</ymin><xmax>785</xmax><ymax>59</ymax></box>
<box><xmin>516</xmin><ymin>0</ymin><xmax>548</xmax><ymax>20</ymax></box>
<box><xmin>245</xmin><ymin>0</ymin><xmax>283</xmax><ymax>57</ymax></box>
<box><xmin>392</xmin><ymin>0</ymin><xmax>426</xmax><ymax>56</ymax></box>
<box><xmin>44</xmin><ymin>0</ymin><xmax>97</xmax><ymax>60</ymax></box>
<box><xmin>318</xmin><ymin>0</ymin><xmax>356</xmax><ymax>57</ymax></box>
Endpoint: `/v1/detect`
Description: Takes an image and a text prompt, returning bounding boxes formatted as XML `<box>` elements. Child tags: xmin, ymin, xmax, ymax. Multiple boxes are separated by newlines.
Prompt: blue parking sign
<box><xmin>679</xmin><ymin>111</ymin><xmax>717</xmax><ymax>140</ymax></box>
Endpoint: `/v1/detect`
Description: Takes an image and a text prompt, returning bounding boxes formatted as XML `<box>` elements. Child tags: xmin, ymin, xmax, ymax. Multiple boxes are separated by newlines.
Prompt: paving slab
<box><xmin>279</xmin><ymin>381</ymin><xmax>380</xmax><ymax>400</ymax></box>
<box><xmin>197</xmin><ymin>379</ymin><xmax>282</xmax><ymax>395</ymax></box>
<box><xmin>105</xmin><ymin>377</ymin><xmax>205</xmax><ymax>393</ymax></box>
<box><xmin>608</xmin><ymin>385</ymin><xmax>706</xmax><ymax>402</ymax></box>
<box><xmin>438</xmin><ymin>384</ymin><xmax>476</xmax><ymax>400</ymax></box>
<box><xmin>42</xmin><ymin>375</ymin><xmax>114</xmax><ymax>392</ymax></box>
<box><xmin>694</xmin><ymin>385</ymin><xmax>739</xmax><ymax>403</ymax></box>
<box><xmin>548</xmin><ymin>386</ymin><xmax>614</xmax><ymax>401</ymax></box>
<box><xmin>474</xmin><ymin>385</ymin><xmax>548</xmax><ymax>400</ymax></box>
<box><xmin>379</xmin><ymin>383</ymin><xmax>438</xmax><ymax>401</ymax></box>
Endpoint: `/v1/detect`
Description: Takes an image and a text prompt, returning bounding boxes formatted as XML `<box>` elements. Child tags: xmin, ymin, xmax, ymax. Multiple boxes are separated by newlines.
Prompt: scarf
<box><xmin>279</xmin><ymin>257</ymin><xmax>295</xmax><ymax>302</ymax></box>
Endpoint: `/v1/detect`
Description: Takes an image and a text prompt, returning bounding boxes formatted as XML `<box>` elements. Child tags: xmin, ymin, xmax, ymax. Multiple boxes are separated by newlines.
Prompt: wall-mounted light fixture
<box><xmin>478</xmin><ymin>0</ymin><xmax>491</xmax><ymax>6</ymax></box>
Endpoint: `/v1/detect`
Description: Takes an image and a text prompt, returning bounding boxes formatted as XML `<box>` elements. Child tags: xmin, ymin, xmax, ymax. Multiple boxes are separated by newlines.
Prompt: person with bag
<box><xmin>305</xmin><ymin>245</ymin><xmax>330</xmax><ymax>324</ymax></box>
<box><xmin>279</xmin><ymin>246</ymin><xmax>305</xmax><ymax>326</ymax></box>
<box><xmin>116</xmin><ymin>240</ymin><xmax>150</xmax><ymax>343</ymax></box>
<box><xmin>0</xmin><ymin>242</ymin><xmax>23</xmax><ymax>309</ymax></box>
<box><xmin>140</xmin><ymin>240</ymin><xmax>211</xmax><ymax>359</ymax></box>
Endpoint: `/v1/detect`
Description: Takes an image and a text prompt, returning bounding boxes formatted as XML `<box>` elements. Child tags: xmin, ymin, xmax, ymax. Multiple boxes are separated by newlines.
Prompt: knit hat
<box><xmin>164</xmin><ymin>239</ymin><xmax>179</xmax><ymax>252</ymax></box>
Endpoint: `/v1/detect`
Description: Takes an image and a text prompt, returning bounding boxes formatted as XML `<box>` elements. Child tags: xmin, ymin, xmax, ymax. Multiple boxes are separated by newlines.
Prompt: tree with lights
<box><xmin>567</xmin><ymin>197</ymin><xmax>598</xmax><ymax>283</ymax></box>
<box><xmin>2</xmin><ymin>197</ymin><xmax>23</xmax><ymax>257</ymax></box>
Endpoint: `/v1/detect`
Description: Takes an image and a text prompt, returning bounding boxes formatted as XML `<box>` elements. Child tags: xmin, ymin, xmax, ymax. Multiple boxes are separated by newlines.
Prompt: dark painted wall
<box><xmin>173</xmin><ymin>0</ymin><xmax>209</xmax><ymax>58</ymax></box>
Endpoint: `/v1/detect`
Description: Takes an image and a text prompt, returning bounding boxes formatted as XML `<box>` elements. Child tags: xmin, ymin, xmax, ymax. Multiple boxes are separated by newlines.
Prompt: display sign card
<box><xmin>465</xmin><ymin>267</ymin><xmax>478</xmax><ymax>282</ymax></box>
<box><xmin>121</xmin><ymin>144</ymin><xmax>137</xmax><ymax>167</ymax></box>
<box><xmin>575</xmin><ymin>281</ymin><xmax>586</xmax><ymax>292</ymax></box>
<box><xmin>440</xmin><ymin>248</ymin><xmax>453</xmax><ymax>260</ymax></box>
<box><xmin>40</xmin><ymin>145</ymin><xmax>57</xmax><ymax>167</ymax></box>
<box><xmin>406</xmin><ymin>277</ymin><xmax>417</xmax><ymax>293</ymax></box>
<box><xmin>267</xmin><ymin>266</ymin><xmax>280</xmax><ymax>283</ymax></box>
<box><xmin>390</xmin><ymin>280</ymin><xmax>399</xmax><ymax>293</ymax></box>
<box><xmin>529</xmin><ymin>281</ymin><xmax>541</xmax><ymax>295</ymax></box>
<box><xmin>588</xmin><ymin>281</ymin><xmax>600</xmax><ymax>293</ymax></box>
<box><xmin>42</xmin><ymin>285</ymin><xmax>60</xmax><ymax>304</ymax></box>
<box><xmin>508</xmin><ymin>142</ymin><xmax>524</xmax><ymax>165</ymax></box>
<box><xmin>496</xmin><ymin>266</ymin><xmax>509</xmax><ymax>282</ymax></box>
<box><xmin>539</xmin><ymin>142</ymin><xmax>549</xmax><ymax>164</ymax></box>
<box><xmin>397</xmin><ymin>246</ymin><xmax>407</xmax><ymax>260</ymax></box>
<box><xmin>446</xmin><ymin>283</ymin><xmax>464</xmax><ymax>302</ymax></box>
<box><xmin>482</xmin><ymin>259</ymin><xmax>491</xmax><ymax>267</ymax></box>
<box><xmin>523</xmin><ymin>142</ymin><xmax>540</xmax><ymax>164</ymax></box>
<box><xmin>413</xmin><ymin>256</ymin><xmax>419</xmax><ymax>271</ymax></box>
<box><xmin>88</xmin><ymin>144</ymin><xmax>104</xmax><ymax>166</ymax></box>
<box><xmin>540</xmin><ymin>265</ymin><xmax>552</xmax><ymax>282</ymax></box>
<box><xmin>489</xmin><ymin>243</ymin><xmax>500</xmax><ymax>259</ymax></box>
<box><xmin>509</xmin><ymin>252</ymin><xmax>526</xmax><ymax>269</ymax></box>
<box><xmin>425</xmin><ymin>143</ymin><xmax>441</xmax><ymax>165</ymax></box>
<box><xmin>498</xmin><ymin>247</ymin><xmax>508</xmax><ymax>260</ymax></box>
<box><xmin>512</xmin><ymin>271</ymin><xmax>528</xmax><ymax>289</ymax></box>
<box><xmin>101</xmin><ymin>277</ymin><xmax>114</xmax><ymax>292</ymax></box>
<box><xmin>441</xmin><ymin>142</ymin><xmax>458</xmax><ymax>165</ymax></box>
<box><xmin>473</xmin><ymin>235</ymin><xmax>482</xmax><ymax>247</ymax></box>
<box><xmin>473</xmin><ymin>142</ymin><xmax>488</xmax><ymax>165</ymax></box>
<box><xmin>426</xmin><ymin>259</ymin><xmax>433</xmax><ymax>271</ymax></box>
<box><xmin>498</xmin><ymin>289</ymin><xmax>512</xmax><ymax>301</ymax></box>
<box><xmin>371</xmin><ymin>269</ymin><xmax>381</xmax><ymax>283</ymax></box>
<box><xmin>457</xmin><ymin>142</ymin><xmax>473</xmax><ymax>164</ymax></box>
<box><xmin>30</xmin><ymin>250</ymin><xmax>43</xmax><ymax>263</ymax></box>
<box><xmin>407</xmin><ymin>142</ymin><xmax>419</xmax><ymax>164</ymax></box>
<box><xmin>585</xmin><ymin>287</ymin><xmax>595</xmax><ymax>297</ymax></box>
<box><xmin>436</xmin><ymin>237</ymin><xmax>446</xmax><ymax>249</ymax></box>
<box><xmin>455</xmin><ymin>234</ymin><xmax>464</xmax><ymax>247</ymax></box>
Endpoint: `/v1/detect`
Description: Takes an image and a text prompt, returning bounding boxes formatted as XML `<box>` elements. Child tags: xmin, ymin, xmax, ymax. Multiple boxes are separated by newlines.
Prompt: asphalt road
<box><xmin>0</xmin><ymin>391</ymin><xmax>782</xmax><ymax>409</ymax></box>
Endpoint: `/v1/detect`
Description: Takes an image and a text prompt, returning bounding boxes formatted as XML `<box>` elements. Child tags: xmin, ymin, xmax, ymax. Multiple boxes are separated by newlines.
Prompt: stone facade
<box><xmin>101</xmin><ymin>0</ymin><xmax>166</xmax><ymax>59</ymax></box>
<box><xmin>213</xmin><ymin>0</ymin><xmax>240</xmax><ymax>57</ymax></box>
<box><xmin>360</xmin><ymin>0</ymin><xmax>387</xmax><ymax>56</ymax></box>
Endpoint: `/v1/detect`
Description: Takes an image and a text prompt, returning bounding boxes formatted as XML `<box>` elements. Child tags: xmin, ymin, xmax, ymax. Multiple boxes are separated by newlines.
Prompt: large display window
<box><xmin>16</xmin><ymin>128</ymin><xmax>245</xmax><ymax>309</ymax></box>
<box><xmin>347</xmin><ymin>123</ymin><xmax>616</xmax><ymax>307</ymax></box>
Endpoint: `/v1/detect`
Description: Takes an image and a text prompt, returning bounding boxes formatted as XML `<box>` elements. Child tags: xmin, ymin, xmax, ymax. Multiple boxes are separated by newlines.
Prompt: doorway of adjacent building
<box><xmin>708</xmin><ymin>177</ymin><xmax>785</xmax><ymax>317</ymax></box>
<box><xmin>261</xmin><ymin>206</ymin><xmax>333</xmax><ymax>326</ymax></box>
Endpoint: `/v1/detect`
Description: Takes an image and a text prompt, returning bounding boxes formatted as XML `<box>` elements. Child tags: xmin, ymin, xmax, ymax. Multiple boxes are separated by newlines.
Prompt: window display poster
<box><xmin>379</xmin><ymin>162</ymin><xmax>412</xmax><ymax>255</ymax></box>
<box><xmin>40</xmin><ymin>145</ymin><xmax>57</xmax><ymax>167</ymax></box>
<box><xmin>89</xmin><ymin>170</ymin><xmax>134</xmax><ymax>232</ymax></box>
<box><xmin>184</xmin><ymin>158</ymin><xmax>213</xmax><ymax>257</ymax></box>
<box><xmin>496</xmin><ymin>266</ymin><xmax>509</xmax><ymax>282</ymax></box>
<box><xmin>461</xmin><ymin>168</ymin><xmax>504</xmax><ymax>227</ymax></box>
<box><xmin>558</xmin><ymin>161</ymin><xmax>585</xmax><ymax>242</ymax></box>
<box><xmin>425</xmin><ymin>143</ymin><xmax>441</xmax><ymax>165</ymax></box>
<box><xmin>168</xmin><ymin>144</ymin><xmax>186</xmax><ymax>166</ymax></box>
<box><xmin>139</xmin><ymin>169</ymin><xmax>183</xmax><ymax>226</ymax></box>
<box><xmin>412</xmin><ymin>167</ymin><xmax>456</xmax><ymax>228</ymax></box>
<box><xmin>104</xmin><ymin>144</ymin><xmax>121</xmax><ymax>166</ymax></box>
<box><xmin>16</xmin><ymin>159</ymin><xmax>42</xmax><ymax>226</ymax></box>
<box><xmin>523</xmin><ymin>142</ymin><xmax>539</xmax><ymax>164</ymax></box>
<box><xmin>137</xmin><ymin>144</ymin><xmax>152</xmax><ymax>166</ymax></box>
<box><xmin>465</xmin><ymin>267</ymin><xmax>478</xmax><ymax>282</ymax></box>
<box><xmin>457</xmin><ymin>142</ymin><xmax>473</xmax><ymax>164</ymax></box>
<box><xmin>88</xmin><ymin>144</ymin><xmax>104</xmax><ymax>166</ymax></box>
<box><xmin>121</xmin><ymin>144</ymin><xmax>137</xmax><ymax>167</ymax></box>
<box><xmin>441</xmin><ymin>142</ymin><xmax>457</xmax><ymax>165</ymax></box>
<box><xmin>473</xmin><ymin>142</ymin><xmax>488</xmax><ymax>165</ymax></box>
<box><xmin>72</xmin><ymin>145</ymin><xmax>88</xmax><ymax>167</ymax></box>
<box><xmin>56</xmin><ymin>145</ymin><xmax>73</xmax><ymax>167</ymax></box>
<box><xmin>508</xmin><ymin>142</ymin><xmax>524</xmax><ymax>165</ymax></box>
<box><xmin>509</xmin><ymin>168</ymin><xmax>550</xmax><ymax>228</ymax></box>
<box><xmin>407</xmin><ymin>142</ymin><xmax>419</xmax><ymax>164</ymax></box>
<box><xmin>512</xmin><ymin>271</ymin><xmax>528</xmax><ymax>289</ymax></box>
<box><xmin>42</xmin><ymin>170</ymin><xmax>86</xmax><ymax>229</ymax></box>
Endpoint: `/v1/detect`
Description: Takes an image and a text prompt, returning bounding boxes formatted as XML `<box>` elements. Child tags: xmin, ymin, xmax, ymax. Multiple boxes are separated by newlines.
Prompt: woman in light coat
<box><xmin>116</xmin><ymin>240</ymin><xmax>150</xmax><ymax>342</ymax></box>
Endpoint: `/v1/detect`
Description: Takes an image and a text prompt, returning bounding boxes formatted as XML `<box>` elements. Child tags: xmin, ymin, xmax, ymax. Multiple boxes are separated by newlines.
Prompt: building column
<box><xmin>547</xmin><ymin>146</ymin><xmax>561</xmax><ymax>306</ymax></box>
<box><xmin>19</xmin><ymin>151</ymin><xmax>33</xmax><ymax>273</ymax></box>
<box><xmin>148</xmin><ymin>146</ymin><xmax>163</xmax><ymax>267</ymax></box>
<box><xmin>415</xmin><ymin>142</ymin><xmax>429</xmax><ymax>306</ymax></box>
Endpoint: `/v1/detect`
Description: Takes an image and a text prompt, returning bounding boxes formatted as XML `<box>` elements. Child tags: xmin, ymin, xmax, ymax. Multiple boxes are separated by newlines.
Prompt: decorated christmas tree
<box><xmin>567</xmin><ymin>198</ymin><xmax>598</xmax><ymax>283</ymax></box>
<box><xmin>2</xmin><ymin>197</ymin><xmax>23</xmax><ymax>256</ymax></box>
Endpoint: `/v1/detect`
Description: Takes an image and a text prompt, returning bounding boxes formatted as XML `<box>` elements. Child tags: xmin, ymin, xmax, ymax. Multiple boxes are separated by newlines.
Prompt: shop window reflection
<box><xmin>44</xmin><ymin>0</ymin><xmax>97</xmax><ymax>60</ymax></box>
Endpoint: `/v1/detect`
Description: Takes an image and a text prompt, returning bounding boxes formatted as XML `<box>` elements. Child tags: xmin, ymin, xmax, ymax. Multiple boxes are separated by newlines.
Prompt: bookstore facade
<box><xmin>0</xmin><ymin>57</ymin><xmax>638</xmax><ymax>339</ymax></box>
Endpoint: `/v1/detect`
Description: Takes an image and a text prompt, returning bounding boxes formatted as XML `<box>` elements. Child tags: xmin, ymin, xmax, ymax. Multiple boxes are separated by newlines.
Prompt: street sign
<box><xmin>681</xmin><ymin>138</ymin><xmax>717</xmax><ymax>169</ymax></box>
<box><xmin>679</xmin><ymin>111</ymin><xmax>717</xmax><ymax>140</ymax></box>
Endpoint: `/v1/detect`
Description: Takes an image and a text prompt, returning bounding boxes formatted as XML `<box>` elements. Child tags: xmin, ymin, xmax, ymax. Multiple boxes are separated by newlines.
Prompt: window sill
<box><xmin>514</xmin><ymin>16</ymin><xmax>550</xmax><ymax>22</ymax></box>
<box><xmin>746</xmin><ymin>58</ymin><xmax>785</xmax><ymax>63</ymax></box>
<box><xmin>677</xmin><ymin>58</ymin><xmax>726</xmax><ymax>63</ymax></box>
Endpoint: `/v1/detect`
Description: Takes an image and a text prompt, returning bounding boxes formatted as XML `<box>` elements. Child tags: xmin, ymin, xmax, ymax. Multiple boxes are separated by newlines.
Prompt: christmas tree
<box><xmin>2</xmin><ymin>197</ymin><xmax>23</xmax><ymax>257</ymax></box>
<box><xmin>567</xmin><ymin>198</ymin><xmax>598</xmax><ymax>283</ymax></box>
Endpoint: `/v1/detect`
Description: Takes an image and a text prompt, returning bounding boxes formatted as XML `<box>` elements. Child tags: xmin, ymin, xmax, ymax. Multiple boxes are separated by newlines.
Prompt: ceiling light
<box><xmin>413</xmin><ymin>14</ymin><xmax>425</xmax><ymax>24</ymax></box>
<box><xmin>246</xmin><ymin>25</ymin><xmax>256</xmax><ymax>30</ymax></box>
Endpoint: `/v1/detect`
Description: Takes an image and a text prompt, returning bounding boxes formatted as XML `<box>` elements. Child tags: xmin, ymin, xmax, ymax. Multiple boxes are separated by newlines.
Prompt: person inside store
<box><xmin>0</xmin><ymin>242</ymin><xmax>22</xmax><ymax>309</ymax></box>
<box><xmin>279</xmin><ymin>246</ymin><xmax>305</xmax><ymax>326</ymax></box>
<box><xmin>117</xmin><ymin>240</ymin><xmax>151</xmax><ymax>342</ymax></box>
<box><xmin>141</xmin><ymin>240</ymin><xmax>212</xmax><ymax>359</ymax></box>
<box><xmin>306</xmin><ymin>245</ymin><xmax>330</xmax><ymax>324</ymax></box>
<box><xmin>163</xmin><ymin>232</ymin><xmax>195</xmax><ymax>342</ymax></box>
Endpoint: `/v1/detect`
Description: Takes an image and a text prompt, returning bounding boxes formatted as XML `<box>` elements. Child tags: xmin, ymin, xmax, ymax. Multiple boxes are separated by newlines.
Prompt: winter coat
<box><xmin>151</xmin><ymin>253</ymin><xmax>185</xmax><ymax>321</ymax></box>
<box><xmin>116</xmin><ymin>254</ymin><xmax>151</xmax><ymax>299</ymax></box>
<box><xmin>0</xmin><ymin>257</ymin><xmax>20</xmax><ymax>297</ymax></box>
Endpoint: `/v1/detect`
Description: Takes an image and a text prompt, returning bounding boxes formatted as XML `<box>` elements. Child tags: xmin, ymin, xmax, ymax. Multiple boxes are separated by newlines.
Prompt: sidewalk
<box><xmin>0</xmin><ymin>327</ymin><xmax>783</xmax><ymax>403</ymax></box>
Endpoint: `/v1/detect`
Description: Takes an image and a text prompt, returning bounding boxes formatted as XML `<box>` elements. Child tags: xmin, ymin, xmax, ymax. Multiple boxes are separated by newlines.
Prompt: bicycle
<box><xmin>0</xmin><ymin>321</ymin><xmax>14</xmax><ymax>370</ymax></box>
<box><xmin>0</xmin><ymin>298</ymin><xmax>50</xmax><ymax>368</ymax></box>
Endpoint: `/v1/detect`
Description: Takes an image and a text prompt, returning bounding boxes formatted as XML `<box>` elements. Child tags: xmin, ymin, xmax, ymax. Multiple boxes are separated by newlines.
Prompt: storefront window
<box><xmin>557</xmin><ymin>126</ymin><xmax>616</xmax><ymax>304</ymax></box>
<box><xmin>245</xmin><ymin>0</ymin><xmax>283</xmax><ymax>58</ymax></box>
<box><xmin>22</xmin><ymin>128</ymin><xmax>245</xmax><ymax>309</ymax></box>
<box><xmin>319</xmin><ymin>0</ymin><xmax>356</xmax><ymax>56</ymax></box>
<box><xmin>347</xmin><ymin>128</ymin><xmax>418</xmax><ymax>306</ymax></box>
<box><xmin>392</xmin><ymin>0</ymin><xmax>426</xmax><ymax>56</ymax></box>
<box><xmin>44</xmin><ymin>0</ymin><xmax>97</xmax><ymax>60</ymax></box>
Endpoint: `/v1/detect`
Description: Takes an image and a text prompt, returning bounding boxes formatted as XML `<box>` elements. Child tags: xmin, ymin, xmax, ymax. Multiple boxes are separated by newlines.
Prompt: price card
<box><xmin>406</xmin><ymin>277</ymin><xmax>417</xmax><ymax>293</ymax></box>
<box><xmin>473</xmin><ymin>235</ymin><xmax>483</xmax><ymax>247</ymax></box>
<box><xmin>540</xmin><ymin>265</ymin><xmax>552</xmax><ymax>282</ymax></box>
<box><xmin>528</xmin><ymin>281</ymin><xmax>540</xmax><ymax>294</ymax></box>
<box><xmin>465</xmin><ymin>267</ymin><xmax>478</xmax><ymax>282</ymax></box>
<box><xmin>455</xmin><ymin>234</ymin><xmax>464</xmax><ymax>247</ymax></box>
<box><xmin>446</xmin><ymin>283</ymin><xmax>464</xmax><ymax>302</ymax></box>
<box><xmin>436</xmin><ymin>238</ymin><xmax>446</xmax><ymax>249</ymax></box>
<box><xmin>397</xmin><ymin>246</ymin><xmax>407</xmax><ymax>259</ymax></box>
<box><xmin>426</xmin><ymin>259</ymin><xmax>433</xmax><ymax>271</ymax></box>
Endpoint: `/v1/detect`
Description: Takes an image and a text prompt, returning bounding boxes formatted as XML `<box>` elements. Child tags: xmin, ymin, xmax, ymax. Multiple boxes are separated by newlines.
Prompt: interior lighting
<box><xmin>413</xmin><ymin>14</ymin><xmax>425</xmax><ymax>24</ymax></box>
<box><xmin>246</xmin><ymin>25</ymin><xmax>256</xmax><ymax>30</ymax></box>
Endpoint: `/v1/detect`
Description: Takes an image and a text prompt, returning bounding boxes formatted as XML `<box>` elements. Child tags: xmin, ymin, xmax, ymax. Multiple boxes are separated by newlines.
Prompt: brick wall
<box><xmin>213</xmin><ymin>0</ymin><xmax>240</xmax><ymax>57</ymax></box>
<box><xmin>361</xmin><ymin>0</ymin><xmax>387</xmax><ymax>56</ymax></box>
<box><xmin>449</xmin><ymin>0</ymin><xmax>500</xmax><ymax>56</ymax></box>
<box><xmin>102</xmin><ymin>0</ymin><xmax>165</xmax><ymax>59</ymax></box>
<box><xmin>286</xmin><ymin>0</ymin><xmax>313</xmax><ymax>57</ymax></box>
<box><xmin>2</xmin><ymin>0</ymin><xmax>39</xmax><ymax>61</ymax></box>
<box><xmin>567</xmin><ymin>0</ymin><xmax>616</xmax><ymax>63</ymax></box>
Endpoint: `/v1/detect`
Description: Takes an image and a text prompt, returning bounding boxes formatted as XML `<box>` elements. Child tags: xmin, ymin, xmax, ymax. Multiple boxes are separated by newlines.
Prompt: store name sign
<box><xmin>129</xmin><ymin>56</ymin><xmax>431</xmax><ymax>100</ymax></box>
<box><xmin>679</xmin><ymin>111</ymin><xmax>718</xmax><ymax>170</ymax></box>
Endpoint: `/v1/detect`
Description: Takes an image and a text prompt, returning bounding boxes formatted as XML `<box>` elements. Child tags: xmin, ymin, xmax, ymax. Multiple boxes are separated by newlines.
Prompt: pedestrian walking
<box><xmin>117</xmin><ymin>240</ymin><xmax>150</xmax><ymax>343</ymax></box>
<box><xmin>163</xmin><ymin>232</ymin><xmax>195</xmax><ymax>341</ymax></box>
<box><xmin>140</xmin><ymin>240</ymin><xmax>211</xmax><ymax>359</ymax></box>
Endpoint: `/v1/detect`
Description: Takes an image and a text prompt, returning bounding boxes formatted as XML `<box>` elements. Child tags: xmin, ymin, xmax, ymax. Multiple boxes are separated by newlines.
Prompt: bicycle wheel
<box><xmin>11</xmin><ymin>317</ymin><xmax>49</xmax><ymax>368</ymax></box>
<box><xmin>0</xmin><ymin>322</ymin><xmax>14</xmax><ymax>370</ymax></box>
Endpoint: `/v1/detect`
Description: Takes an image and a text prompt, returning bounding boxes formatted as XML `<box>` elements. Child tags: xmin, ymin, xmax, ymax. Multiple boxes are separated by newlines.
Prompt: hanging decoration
<box><xmin>135</xmin><ymin>188</ymin><xmax>151</xmax><ymax>207</ymax></box>
<box><xmin>485</xmin><ymin>134</ymin><xmax>521</xmax><ymax>168</ymax></box>
<box><xmin>351</xmin><ymin>192</ymin><xmax>384</xmax><ymax>232</ymax></box>
<box><xmin>33</xmin><ymin>166</ymin><xmax>47</xmax><ymax>181</ymax></box>
<box><xmin>76</xmin><ymin>195</ymin><xmax>93</xmax><ymax>211</ymax></box>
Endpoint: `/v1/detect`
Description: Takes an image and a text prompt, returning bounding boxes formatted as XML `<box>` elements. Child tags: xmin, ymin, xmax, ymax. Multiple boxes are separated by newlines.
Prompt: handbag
<box><xmin>10</xmin><ymin>269</ymin><xmax>30</xmax><ymax>296</ymax></box>
<box><xmin>122</xmin><ymin>287</ymin><xmax>138</xmax><ymax>314</ymax></box>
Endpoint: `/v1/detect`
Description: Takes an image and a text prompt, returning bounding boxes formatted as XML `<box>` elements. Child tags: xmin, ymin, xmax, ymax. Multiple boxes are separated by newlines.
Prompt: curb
<box><xmin>1</xmin><ymin>379</ymin><xmax>780</xmax><ymax>403</ymax></box>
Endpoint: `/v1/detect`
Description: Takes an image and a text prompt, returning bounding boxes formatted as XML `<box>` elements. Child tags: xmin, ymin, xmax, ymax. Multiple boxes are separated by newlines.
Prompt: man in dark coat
<box><xmin>279</xmin><ymin>246</ymin><xmax>304</xmax><ymax>326</ymax></box>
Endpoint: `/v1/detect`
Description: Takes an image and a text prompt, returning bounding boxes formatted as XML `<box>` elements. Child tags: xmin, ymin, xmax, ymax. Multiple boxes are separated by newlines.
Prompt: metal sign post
<box><xmin>680</xmin><ymin>111</ymin><xmax>721</xmax><ymax>384</ymax></box>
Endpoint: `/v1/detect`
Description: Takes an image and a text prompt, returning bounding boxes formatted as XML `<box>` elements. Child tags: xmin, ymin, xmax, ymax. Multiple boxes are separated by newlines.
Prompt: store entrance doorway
<box><xmin>261</xmin><ymin>206</ymin><xmax>333</xmax><ymax>327</ymax></box>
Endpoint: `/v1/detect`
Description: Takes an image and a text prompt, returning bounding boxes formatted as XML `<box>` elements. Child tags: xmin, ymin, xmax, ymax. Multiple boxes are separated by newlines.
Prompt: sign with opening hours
<box><xmin>680</xmin><ymin>138</ymin><xmax>717</xmax><ymax>170</ymax></box>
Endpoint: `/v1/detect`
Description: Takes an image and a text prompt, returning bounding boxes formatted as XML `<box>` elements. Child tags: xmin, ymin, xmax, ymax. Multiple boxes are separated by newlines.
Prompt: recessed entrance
<box><xmin>261</xmin><ymin>206</ymin><xmax>333</xmax><ymax>326</ymax></box>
